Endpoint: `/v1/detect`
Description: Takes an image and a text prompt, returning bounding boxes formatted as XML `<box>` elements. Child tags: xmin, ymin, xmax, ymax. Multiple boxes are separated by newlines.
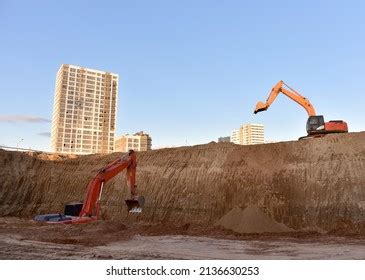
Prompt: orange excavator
<box><xmin>34</xmin><ymin>150</ymin><xmax>145</xmax><ymax>224</ymax></box>
<box><xmin>254</xmin><ymin>80</ymin><xmax>348</xmax><ymax>139</ymax></box>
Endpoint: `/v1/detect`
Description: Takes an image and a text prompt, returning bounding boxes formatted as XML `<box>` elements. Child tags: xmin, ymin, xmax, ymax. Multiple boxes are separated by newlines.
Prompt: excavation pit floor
<box><xmin>0</xmin><ymin>218</ymin><xmax>364</xmax><ymax>260</ymax></box>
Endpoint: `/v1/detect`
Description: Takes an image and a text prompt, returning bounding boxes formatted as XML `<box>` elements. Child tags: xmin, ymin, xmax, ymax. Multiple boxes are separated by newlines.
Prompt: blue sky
<box><xmin>0</xmin><ymin>0</ymin><xmax>364</xmax><ymax>151</ymax></box>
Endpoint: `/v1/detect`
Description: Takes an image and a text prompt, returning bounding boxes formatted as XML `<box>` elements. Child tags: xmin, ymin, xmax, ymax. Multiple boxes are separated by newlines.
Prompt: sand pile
<box><xmin>216</xmin><ymin>206</ymin><xmax>294</xmax><ymax>233</ymax></box>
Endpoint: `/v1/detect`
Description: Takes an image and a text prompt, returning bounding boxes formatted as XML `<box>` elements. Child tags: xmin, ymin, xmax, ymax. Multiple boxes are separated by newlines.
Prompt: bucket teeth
<box><xmin>129</xmin><ymin>207</ymin><xmax>143</xmax><ymax>213</ymax></box>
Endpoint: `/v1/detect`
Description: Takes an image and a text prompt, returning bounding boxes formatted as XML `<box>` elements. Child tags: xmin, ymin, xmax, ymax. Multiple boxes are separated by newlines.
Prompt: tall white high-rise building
<box><xmin>231</xmin><ymin>124</ymin><xmax>264</xmax><ymax>145</ymax></box>
<box><xmin>51</xmin><ymin>64</ymin><xmax>118</xmax><ymax>154</ymax></box>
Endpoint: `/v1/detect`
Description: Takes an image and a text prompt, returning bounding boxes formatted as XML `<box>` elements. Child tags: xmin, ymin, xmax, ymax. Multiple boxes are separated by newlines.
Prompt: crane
<box><xmin>34</xmin><ymin>150</ymin><xmax>145</xmax><ymax>224</ymax></box>
<box><xmin>254</xmin><ymin>80</ymin><xmax>348</xmax><ymax>139</ymax></box>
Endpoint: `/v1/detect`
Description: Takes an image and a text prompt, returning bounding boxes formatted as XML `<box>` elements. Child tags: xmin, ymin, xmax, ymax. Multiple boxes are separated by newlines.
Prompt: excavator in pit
<box><xmin>34</xmin><ymin>150</ymin><xmax>145</xmax><ymax>224</ymax></box>
<box><xmin>254</xmin><ymin>80</ymin><xmax>348</xmax><ymax>139</ymax></box>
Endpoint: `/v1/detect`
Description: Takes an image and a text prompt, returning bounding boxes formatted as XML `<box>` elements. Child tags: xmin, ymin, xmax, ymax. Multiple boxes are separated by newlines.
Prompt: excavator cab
<box><xmin>306</xmin><ymin>115</ymin><xmax>325</xmax><ymax>134</ymax></box>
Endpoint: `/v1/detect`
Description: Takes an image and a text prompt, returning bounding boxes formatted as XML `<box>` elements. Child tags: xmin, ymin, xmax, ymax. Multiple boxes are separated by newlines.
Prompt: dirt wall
<box><xmin>0</xmin><ymin>132</ymin><xmax>364</xmax><ymax>233</ymax></box>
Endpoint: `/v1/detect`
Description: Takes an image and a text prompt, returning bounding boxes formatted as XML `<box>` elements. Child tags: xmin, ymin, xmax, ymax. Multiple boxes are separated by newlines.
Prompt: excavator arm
<box><xmin>79</xmin><ymin>150</ymin><xmax>137</xmax><ymax>218</ymax></box>
<box><xmin>254</xmin><ymin>80</ymin><xmax>316</xmax><ymax>116</ymax></box>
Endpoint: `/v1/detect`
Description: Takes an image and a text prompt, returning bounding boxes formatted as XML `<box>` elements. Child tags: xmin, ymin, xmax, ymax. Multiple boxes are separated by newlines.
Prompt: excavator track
<box><xmin>298</xmin><ymin>134</ymin><xmax>326</xmax><ymax>140</ymax></box>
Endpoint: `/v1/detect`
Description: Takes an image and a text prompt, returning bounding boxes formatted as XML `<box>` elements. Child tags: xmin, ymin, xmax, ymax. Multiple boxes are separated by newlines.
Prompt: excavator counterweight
<box><xmin>254</xmin><ymin>80</ymin><xmax>348</xmax><ymax>139</ymax></box>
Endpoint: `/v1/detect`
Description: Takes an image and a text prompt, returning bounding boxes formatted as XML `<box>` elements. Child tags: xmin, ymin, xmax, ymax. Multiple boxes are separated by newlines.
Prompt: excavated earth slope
<box><xmin>0</xmin><ymin>132</ymin><xmax>364</xmax><ymax>233</ymax></box>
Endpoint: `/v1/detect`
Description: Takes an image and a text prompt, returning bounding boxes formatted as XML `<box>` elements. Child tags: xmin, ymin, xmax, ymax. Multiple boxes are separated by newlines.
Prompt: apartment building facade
<box><xmin>230</xmin><ymin>123</ymin><xmax>264</xmax><ymax>145</ymax></box>
<box><xmin>230</xmin><ymin>129</ymin><xmax>240</xmax><ymax>144</ymax></box>
<box><xmin>51</xmin><ymin>64</ymin><xmax>118</xmax><ymax>154</ymax></box>
<box><xmin>115</xmin><ymin>131</ymin><xmax>152</xmax><ymax>153</ymax></box>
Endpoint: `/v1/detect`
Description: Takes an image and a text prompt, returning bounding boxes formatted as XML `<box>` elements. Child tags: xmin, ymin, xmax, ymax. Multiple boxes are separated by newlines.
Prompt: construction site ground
<box><xmin>0</xmin><ymin>132</ymin><xmax>364</xmax><ymax>259</ymax></box>
<box><xmin>0</xmin><ymin>217</ymin><xmax>364</xmax><ymax>259</ymax></box>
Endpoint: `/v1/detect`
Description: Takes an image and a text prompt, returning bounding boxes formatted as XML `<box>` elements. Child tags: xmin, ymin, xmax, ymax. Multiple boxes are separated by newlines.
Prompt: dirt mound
<box><xmin>31</xmin><ymin>152</ymin><xmax>78</xmax><ymax>161</ymax></box>
<box><xmin>0</xmin><ymin>131</ymin><xmax>364</xmax><ymax>234</ymax></box>
<box><xmin>216</xmin><ymin>206</ymin><xmax>294</xmax><ymax>233</ymax></box>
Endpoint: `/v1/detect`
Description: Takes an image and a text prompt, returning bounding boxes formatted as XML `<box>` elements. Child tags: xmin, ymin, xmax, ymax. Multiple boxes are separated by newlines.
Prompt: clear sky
<box><xmin>0</xmin><ymin>0</ymin><xmax>364</xmax><ymax>151</ymax></box>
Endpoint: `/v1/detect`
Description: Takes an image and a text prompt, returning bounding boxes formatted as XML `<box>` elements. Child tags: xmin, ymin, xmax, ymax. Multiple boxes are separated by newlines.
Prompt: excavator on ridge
<box><xmin>254</xmin><ymin>80</ymin><xmax>348</xmax><ymax>139</ymax></box>
<box><xmin>34</xmin><ymin>150</ymin><xmax>145</xmax><ymax>224</ymax></box>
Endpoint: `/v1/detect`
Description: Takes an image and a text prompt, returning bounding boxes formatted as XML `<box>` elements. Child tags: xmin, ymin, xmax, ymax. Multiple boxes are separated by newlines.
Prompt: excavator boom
<box><xmin>79</xmin><ymin>150</ymin><xmax>137</xmax><ymax>218</ymax></box>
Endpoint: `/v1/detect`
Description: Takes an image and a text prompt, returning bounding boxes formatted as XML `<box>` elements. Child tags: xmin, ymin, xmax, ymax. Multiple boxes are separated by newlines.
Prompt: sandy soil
<box><xmin>0</xmin><ymin>218</ymin><xmax>364</xmax><ymax>260</ymax></box>
<box><xmin>216</xmin><ymin>205</ymin><xmax>294</xmax><ymax>233</ymax></box>
<box><xmin>1</xmin><ymin>132</ymin><xmax>364</xmax><ymax>234</ymax></box>
<box><xmin>0</xmin><ymin>132</ymin><xmax>364</xmax><ymax>259</ymax></box>
<box><xmin>98</xmin><ymin>235</ymin><xmax>365</xmax><ymax>260</ymax></box>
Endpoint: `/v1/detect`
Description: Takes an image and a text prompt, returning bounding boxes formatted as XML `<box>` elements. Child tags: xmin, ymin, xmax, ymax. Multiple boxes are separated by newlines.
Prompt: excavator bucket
<box><xmin>254</xmin><ymin>101</ymin><xmax>268</xmax><ymax>114</ymax></box>
<box><xmin>125</xmin><ymin>196</ymin><xmax>145</xmax><ymax>213</ymax></box>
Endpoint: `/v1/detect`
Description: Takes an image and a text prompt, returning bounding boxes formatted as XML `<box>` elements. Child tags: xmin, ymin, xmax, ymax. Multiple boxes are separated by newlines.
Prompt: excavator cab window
<box><xmin>306</xmin><ymin>115</ymin><xmax>325</xmax><ymax>134</ymax></box>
